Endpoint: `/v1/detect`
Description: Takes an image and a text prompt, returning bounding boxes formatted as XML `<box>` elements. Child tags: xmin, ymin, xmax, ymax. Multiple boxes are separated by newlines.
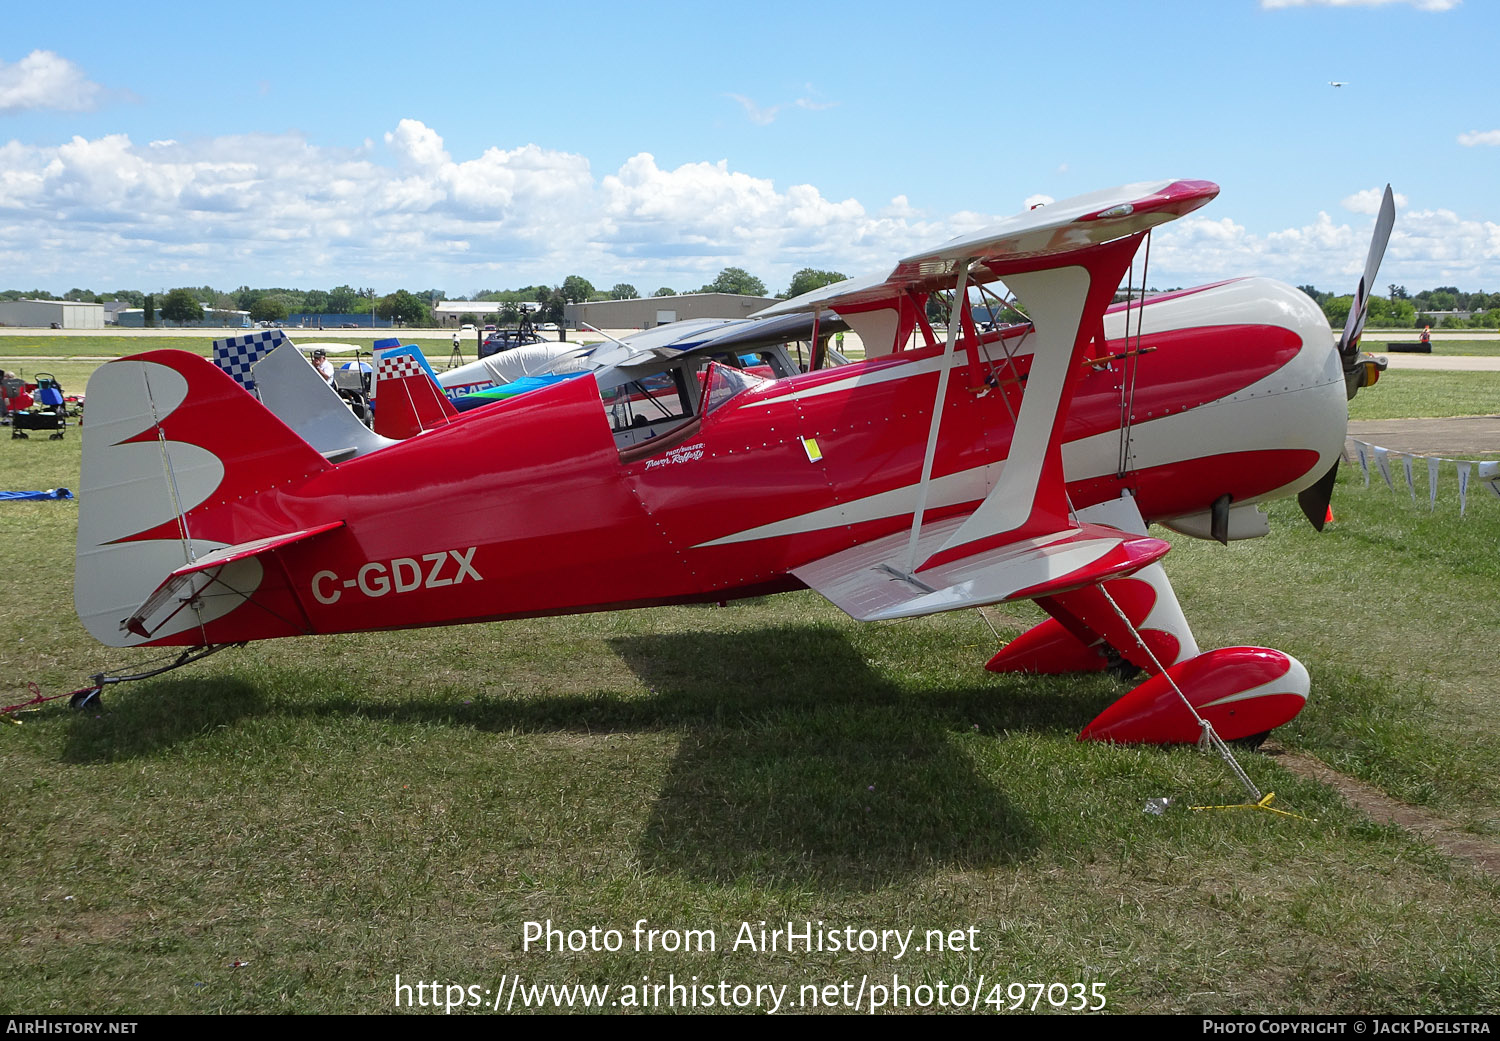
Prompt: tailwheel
<box><xmin>69</xmin><ymin>688</ymin><xmax>101</xmax><ymax>710</ymax></box>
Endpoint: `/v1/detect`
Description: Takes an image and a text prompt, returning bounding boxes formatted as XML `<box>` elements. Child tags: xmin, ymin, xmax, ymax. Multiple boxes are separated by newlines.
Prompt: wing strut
<box><xmin>1116</xmin><ymin>232</ymin><xmax>1151</xmax><ymax>478</ymax></box>
<box><xmin>902</xmin><ymin>260</ymin><xmax>974</xmax><ymax>574</ymax></box>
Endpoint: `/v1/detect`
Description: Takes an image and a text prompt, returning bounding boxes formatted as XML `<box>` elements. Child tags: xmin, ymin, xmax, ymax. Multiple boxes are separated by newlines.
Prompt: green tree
<box><xmin>1320</xmin><ymin>295</ymin><xmax>1352</xmax><ymax>328</ymax></box>
<box><xmin>249</xmin><ymin>296</ymin><xmax>288</xmax><ymax>324</ymax></box>
<box><xmin>375</xmin><ymin>290</ymin><xmax>432</xmax><ymax>327</ymax></box>
<box><xmin>303</xmin><ymin>290</ymin><xmax>330</xmax><ymax>315</ymax></box>
<box><xmin>561</xmin><ymin>275</ymin><xmax>595</xmax><ymax>304</ymax></box>
<box><xmin>159</xmin><ymin>288</ymin><xmax>203</xmax><ymax>325</ymax></box>
<box><xmin>328</xmin><ymin>285</ymin><xmax>359</xmax><ymax>313</ymax></box>
<box><xmin>609</xmin><ymin>283</ymin><xmax>638</xmax><ymax>300</ymax></box>
<box><xmin>653</xmin><ymin>287</ymin><xmax>677</xmax><ymax>297</ymax></box>
<box><xmin>785</xmin><ymin>268</ymin><xmax>847</xmax><ymax>299</ymax></box>
<box><xmin>534</xmin><ymin>288</ymin><xmax>566</xmax><ymax>324</ymax></box>
<box><xmin>700</xmin><ymin>267</ymin><xmax>766</xmax><ymax>296</ymax></box>
<box><xmin>142</xmin><ymin>293</ymin><xmax>155</xmax><ymax>327</ymax></box>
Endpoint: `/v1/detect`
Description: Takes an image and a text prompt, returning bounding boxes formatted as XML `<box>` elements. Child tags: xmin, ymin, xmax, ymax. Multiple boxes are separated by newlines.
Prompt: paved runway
<box><xmin>1354</xmin><ymin>349</ymin><xmax>1500</xmax><ymax>453</ymax></box>
<box><xmin>1349</xmin><ymin>415</ymin><xmax>1500</xmax><ymax>455</ymax></box>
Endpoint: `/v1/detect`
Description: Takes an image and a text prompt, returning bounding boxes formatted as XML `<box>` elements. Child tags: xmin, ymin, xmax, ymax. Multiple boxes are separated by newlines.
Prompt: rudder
<box><xmin>75</xmin><ymin>350</ymin><xmax>332</xmax><ymax>647</ymax></box>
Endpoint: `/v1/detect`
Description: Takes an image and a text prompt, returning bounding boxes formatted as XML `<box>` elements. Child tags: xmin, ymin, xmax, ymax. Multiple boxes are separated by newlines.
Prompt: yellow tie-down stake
<box><xmin>1190</xmin><ymin>792</ymin><xmax>1318</xmax><ymax>823</ymax></box>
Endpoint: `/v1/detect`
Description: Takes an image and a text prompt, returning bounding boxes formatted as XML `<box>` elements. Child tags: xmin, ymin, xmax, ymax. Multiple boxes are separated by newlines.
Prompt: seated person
<box><xmin>312</xmin><ymin>349</ymin><xmax>335</xmax><ymax>383</ymax></box>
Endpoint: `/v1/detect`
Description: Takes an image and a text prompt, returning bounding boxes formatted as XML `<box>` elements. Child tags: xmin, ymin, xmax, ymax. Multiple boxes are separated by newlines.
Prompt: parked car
<box><xmin>461</xmin><ymin>323</ymin><xmax>475</xmax><ymax>332</ymax></box>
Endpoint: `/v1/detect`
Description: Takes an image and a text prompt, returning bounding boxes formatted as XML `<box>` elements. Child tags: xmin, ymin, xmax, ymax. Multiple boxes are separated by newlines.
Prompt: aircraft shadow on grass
<box><xmin>61</xmin><ymin>676</ymin><xmax>268</xmax><ymax>764</ymax></box>
<box><xmin>61</xmin><ymin>625</ymin><xmax>1125</xmax><ymax>885</ymax></box>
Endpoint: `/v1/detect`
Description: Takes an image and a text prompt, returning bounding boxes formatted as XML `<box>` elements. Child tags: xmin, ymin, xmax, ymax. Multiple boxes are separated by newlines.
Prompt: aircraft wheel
<box><xmin>69</xmin><ymin>688</ymin><xmax>101</xmax><ymax>710</ymax></box>
<box><xmin>1230</xmin><ymin>729</ymin><xmax>1272</xmax><ymax>751</ymax></box>
<box><xmin>1103</xmin><ymin>645</ymin><xmax>1142</xmax><ymax>682</ymax></box>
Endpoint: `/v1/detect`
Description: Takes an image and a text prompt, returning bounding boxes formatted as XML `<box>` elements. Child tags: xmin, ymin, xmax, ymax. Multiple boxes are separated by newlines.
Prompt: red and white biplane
<box><xmin>73</xmin><ymin>179</ymin><xmax>1393</xmax><ymax>746</ymax></box>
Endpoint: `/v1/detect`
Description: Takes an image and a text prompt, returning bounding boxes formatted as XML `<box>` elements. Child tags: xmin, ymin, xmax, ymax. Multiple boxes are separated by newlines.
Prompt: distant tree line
<box><xmin>1294</xmin><ymin>283</ymin><xmax>1500</xmax><ymax>329</ymax></box>
<box><xmin>0</xmin><ymin>267</ymin><xmax>857</xmax><ymax>328</ymax></box>
<box><xmin>12</xmin><ymin>276</ymin><xmax>1500</xmax><ymax>330</ymax></box>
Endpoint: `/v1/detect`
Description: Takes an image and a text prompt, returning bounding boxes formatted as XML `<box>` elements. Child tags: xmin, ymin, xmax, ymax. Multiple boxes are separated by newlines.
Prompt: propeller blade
<box><xmin>1298</xmin><ymin>461</ymin><xmax>1341</xmax><ymax>532</ymax></box>
<box><xmin>1337</xmin><ymin>185</ymin><xmax>1396</xmax><ymax>363</ymax></box>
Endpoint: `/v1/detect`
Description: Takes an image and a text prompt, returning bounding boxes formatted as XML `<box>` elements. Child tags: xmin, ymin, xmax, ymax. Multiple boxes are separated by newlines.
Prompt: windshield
<box><xmin>699</xmin><ymin>361</ymin><xmax>769</xmax><ymax>417</ymax></box>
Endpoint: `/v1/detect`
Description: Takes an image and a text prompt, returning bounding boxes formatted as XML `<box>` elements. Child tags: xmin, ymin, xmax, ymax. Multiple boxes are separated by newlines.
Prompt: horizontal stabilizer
<box><xmin>793</xmin><ymin>516</ymin><xmax>1169</xmax><ymax>622</ymax></box>
<box><xmin>123</xmin><ymin>521</ymin><xmax>345</xmax><ymax>637</ymax></box>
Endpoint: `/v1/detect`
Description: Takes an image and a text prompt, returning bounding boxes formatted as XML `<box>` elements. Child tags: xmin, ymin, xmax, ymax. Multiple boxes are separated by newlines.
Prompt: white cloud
<box><xmin>881</xmin><ymin>195</ymin><xmax>919</xmax><ymax>219</ymax></box>
<box><xmin>1154</xmin><ymin>203</ymin><xmax>1500</xmax><ymax>290</ymax></box>
<box><xmin>0</xmin><ymin>50</ymin><xmax>106</xmax><ymax>115</ymax></box>
<box><xmin>1458</xmin><ymin>129</ymin><xmax>1500</xmax><ymax>146</ymax></box>
<box><xmin>1384</xmin><ymin>207</ymin><xmax>1500</xmax><ymax>283</ymax></box>
<box><xmin>0</xmin><ymin>123</ymin><xmax>961</xmax><ymax>294</ymax></box>
<box><xmin>793</xmin><ymin>85</ymin><xmax>838</xmax><ymax>113</ymax></box>
<box><xmin>1</xmin><ymin>122</ymin><xmax>1493</xmax><ymax>296</ymax></box>
<box><xmin>383</xmin><ymin>119</ymin><xmax>450</xmax><ymax>170</ymax></box>
<box><xmin>727</xmin><ymin>93</ymin><xmax>780</xmax><ymax>125</ymax></box>
<box><xmin>1261</xmin><ymin>0</ymin><xmax>1459</xmax><ymax>10</ymax></box>
<box><xmin>727</xmin><ymin>88</ymin><xmax>838</xmax><ymax>125</ymax></box>
<box><xmin>1342</xmin><ymin>187</ymin><xmax>1407</xmax><ymax>214</ymax></box>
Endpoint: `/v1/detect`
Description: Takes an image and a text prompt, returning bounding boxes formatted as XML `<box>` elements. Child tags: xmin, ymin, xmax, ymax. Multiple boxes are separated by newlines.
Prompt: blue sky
<box><xmin>1</xmin><ymin>0</ymin><xmax>1494</xmax><ymax>298</ymax></box>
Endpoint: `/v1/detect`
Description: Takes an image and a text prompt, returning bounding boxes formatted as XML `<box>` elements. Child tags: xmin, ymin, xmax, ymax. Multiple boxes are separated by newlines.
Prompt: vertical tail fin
<box><xmin>373</xmin><ymin>344</ymin><xmax>457</xmax><ymax>439</ymax></box>
<box><xmin>211</xmin><ymin>329</ymin><xmax>291</xmax><ymax>392</ymax></box>
<box><xmin>75</xmin><ymin>351</ymin><xmax>331</xmax><ymax>647</ymax></box>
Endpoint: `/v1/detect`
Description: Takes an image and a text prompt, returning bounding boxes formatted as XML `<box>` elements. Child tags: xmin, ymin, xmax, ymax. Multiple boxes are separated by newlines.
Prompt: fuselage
<box><xmin>87</xmin><ymin>275</ymin><xmax>1342</xmax><ymax>649</ymax></box>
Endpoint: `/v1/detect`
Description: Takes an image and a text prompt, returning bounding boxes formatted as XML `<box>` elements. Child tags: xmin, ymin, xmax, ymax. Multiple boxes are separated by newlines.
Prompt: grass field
<box><xmin>1</xmin><ymin>353</ymin><xmax>1497</xmax><ymax>1014</ymax></box>
<box><xmin>1348</xmin><ymin>370</ymin><xmax>1500</xmax><ymax>421</ymax></box>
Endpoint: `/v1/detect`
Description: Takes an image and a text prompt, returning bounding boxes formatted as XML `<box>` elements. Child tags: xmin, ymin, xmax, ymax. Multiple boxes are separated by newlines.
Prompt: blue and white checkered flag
<box><xmin>212</xmin><ymin>329</ymin><xmax>289</xmax><ymax>392</ymax></box>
